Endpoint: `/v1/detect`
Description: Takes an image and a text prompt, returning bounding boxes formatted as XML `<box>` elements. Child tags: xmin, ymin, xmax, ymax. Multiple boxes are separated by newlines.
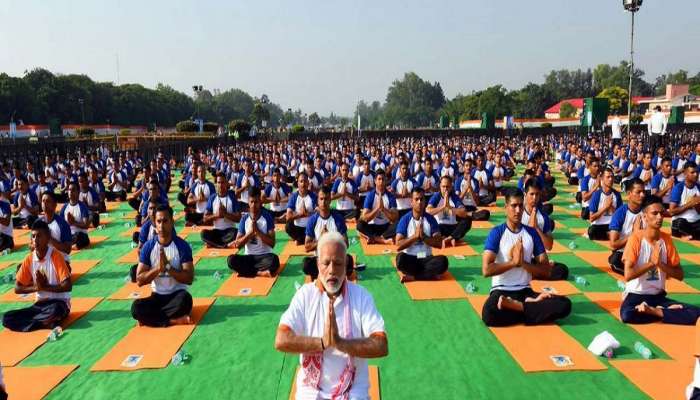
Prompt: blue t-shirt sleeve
<box><xmin>388</xmin><ymin>194</ymin><xmax>397</xmax><ymax>209</ymax></box>
<box><xmin>589</xmin><ymin>190</ymin><xmax>600</xmax><ymax>213</ymax></box>
<box><xmin>362</xmin><ymin>192</ymin><xmax>374</xmax><ymax>209</ymax></box>
<box><xmin>286</xmin><ymin>192</ymin><xmax>297</xmax><ymax>210</ymax></box>
<box><xmin>334</xmin><ymin>213</ymin><xmax>347</xmax><ymax>235</ymax></box>
<box><xmin>175</xmin><ymin>238</ymin><xmax>193</xmax><ymax>264</ymax></box>
<box><xmin>58</xmin><ymin>218</ymin><xmax>72</xmax><ymax>242</ymax></box>
<box><xmin>138</xmin><ymin>221</ymin><xmax>150</xmax><ymax>244</ymax></box>
<box><xmin>426</xmin><ymin>214</ymin><xmax>439</xmax><ymax>235</ymax></box>
<box><xmin>139</xmin><ymin>239</ymin><xmax>154</xmax><ymax>266</ymax></box>
<box><xmin>484</xmin><ymin>226</ymin><xmax>504</xmax><ymax>253</ymax></box>
<box><xmin>609</xmin><ymin>206</ymin><xmax>626</xmax><ymax>232</ymax></box>
<box><xmin>206</xmin><ymin>195</ymin><xmax>215</xmax><ymax>214</ymax></box>
<box><xmin>396</xmin><ymin>213</ymin><xmax>409</xmax><ymax>236</ymax></box>
<box><xmin>651</xmin><ymin>174</ymin><xmax>662</xmax><ymax>190</ymax></box>
<box><xmin>305</xmin><ymin>214</ymin><xmax>317</xmax><ymax>238</ymax></box>
<box><xmin>427</xmin><ymin>193</ymin><xmax>440</xmax><ymax>207</ymax></box>
<box><xmin>670</xmin><ymin>184</ymin><xmax>683</xmax><ymax>205</ymax></box>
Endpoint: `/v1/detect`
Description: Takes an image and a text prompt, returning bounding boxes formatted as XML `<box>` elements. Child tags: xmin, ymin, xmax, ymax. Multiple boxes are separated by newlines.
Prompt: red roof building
<box><xmin>544</xmin><ymin>96</ymin><xmax>652</xmax><ymax>119</ymax></box>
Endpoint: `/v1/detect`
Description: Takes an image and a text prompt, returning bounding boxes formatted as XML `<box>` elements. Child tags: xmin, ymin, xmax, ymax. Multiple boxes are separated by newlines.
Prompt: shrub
<box><xmin>630</xmin><ymin>113</ymin><xmax>643</xmax><ymax>126</ymax></box>
<box><xmin>75</xmin><ymin>127</ymin><xmax>95</xmax><ymax>137</ymax></box>
<box><xmin>540</xmin><ymin>122</ymin><xmax>553</xmax><ymax>129</ymax></box>
<box><xmin>228</xmin><ymin>119</ymin><xmax>251</xmax><ymax>136</ymax></box>
<box><xmin>119</xmin><ymin>129</ymin><xmax>131</xmax><ymax>136</ymax></box>
<box><xmin>202</xmin><ymin>122</ymin><xmax>219</xmax><ymax>133</ymax></box>
<box><xmin>291</xmin><ymin>124</ymin><xmax>305</xmax><ymax>133</ymax></box>
<box><xmin>176</xmin><ymin>120</ymin><xmax>198</xmax><ymax>132</ymax></box>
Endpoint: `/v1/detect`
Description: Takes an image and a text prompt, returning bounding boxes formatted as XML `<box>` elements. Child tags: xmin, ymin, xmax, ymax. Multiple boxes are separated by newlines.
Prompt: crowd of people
<box><xmin>1</xmin><ymin>129</ymin><xmax>700</xmax><ymax>398</ymax></box>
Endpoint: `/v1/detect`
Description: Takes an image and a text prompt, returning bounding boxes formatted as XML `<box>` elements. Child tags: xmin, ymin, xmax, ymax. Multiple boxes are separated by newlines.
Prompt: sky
<box><xmin>1</xmin><ymin>0</ymin><xmax>699</xmax><ymax>116</ymax></box>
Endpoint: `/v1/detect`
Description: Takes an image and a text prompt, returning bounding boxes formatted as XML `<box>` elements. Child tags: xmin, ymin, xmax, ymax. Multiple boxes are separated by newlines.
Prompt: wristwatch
<box><xmin>165</xmin><ymin>263</ymin><xmax>172</xmax><ymax>271</ymax></box>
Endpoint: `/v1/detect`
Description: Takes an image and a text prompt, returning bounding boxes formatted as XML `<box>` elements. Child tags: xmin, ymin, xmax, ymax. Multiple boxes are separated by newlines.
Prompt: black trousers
<box><xmin>620</xmin><ymin>291</ymin><xmax>700</xmax><ymax>325</ymax></box>
<box><xmin>481</xmin><ymin>288</ymin><xmax>572</xmax><ymax>327</ymax></box>
<box><xmin>201</xmin><ymin>227</ymin><xmax>237</xmax><ymax>248</ymax></box>
<box><xmin>587</xmin><ymin>224</ymin><xmax>609</xmax><ymax>241</ymax></box>
<box><xmin>542</xmin><ymin>187</ymin><xmax>557</xmax><ymax>203</ymax></box>
<box><xmin>357</xmin><ymin>220</ymin><xmax>396</xmax><ymax>240</ymax></box>
<box><xmin>12</xmin><ymin>215</ymin><xmax>38</xmax><ymax>229</ymax></box>
<box><xmin>177</xmin><ymin>192</ymin><xmax>189</xmax><ymax>208</ymax></box>
<box><xmin>336</xmin><ymin>209</ymin><xmax>357</xmax><ymax>221</ymax></box>
<box><xmin>269</xmin><ymin>209</ymin><xmax>286</xmax><ymax>220</ymax></box>
<box><xmin>72</xmin><ymin>232</ymin><xmax>90</xmax><ymax>249</ymax></box>
<box><xmin>105</xmin><ymin>190</ymin><xmax>127</xmax><ymax>202</ymax></box>
<box><xmin>0</xmin><ymin>233</ymin><xmax>14</xmax><ymax>252</ymax></box>
<box><xmin>227</xmin><ymin>253</ymin><xmax>280</xmax><ymax>277</ymax></box>
<box><xmin>672</xmin><ymin>218</ymin><xmax>700</xmax><ymax>240</ymax></box>
<box><xmin>609</xmin><ymin>250</ymin><xmax>624</xmax><ymax>274</ymax></box>
<box><xmin>303</xmin><ymin>254</ymin><xmax>354</xmax><ymax>280</ymax></box>
<box><xmin>395</xmin><ymin>252</ymin><xmax>448</xmax><ymax>280</ymax></box>
<box><xmin>568</xmin><ymin>176</ymin><xmax>579</xmax><ymax>186</ymax></box>
<box><xmin>185</xmin><ymin>212</ymin><xmax>204</xmax><ymax>225</ymax></box>
<box><xmin>547</xmin><ymin>262</ymin><xmax>570</xmax><ymax>280</ymax></box>
<box><xmin>128</xmin><ymin>198</ymin><xmax>140</xmax><ymax>211</ymax></box>
<box><xmin>285</xmin><ymin>221</ymin><xmax>307</xmax><ymax>245</ymax></box>
<box><xmin>478</xmin><ymin>193</ymin><xmax>496</xmax><ymax>206</ymax></box>
<box><xmin>438</xmin><ymin>219</ymin><xmax>471</xmax><ymax>241</ymax></box>
<box><xmin>131</xmin><ymin>290</ymin><xmax>193</xmax><ymax>327</ymax></box>
<box><xmin>649</xmin><ymin>134</ymin><xmax>662</xmax><ymax>152</ymax></box>
<box><xmin>89</xmin><ymin>211</ymin><xmax>100</xmax><ymax>228</ymax></box>
<box><xmin>575</xmin><ymin>192</ymin><xmax>582</xmax><ymax>204</ymax></box>
<box><xmin>2</xmin><ymin>299</ymin><xmax>70</xmax><ymax>332</ymax></box>
<box><xmin>541</xmin><ymin>204</ymin><xmax>554</xmax><ymax>216</ymax></box>
<box><xmin>580</xmin><ymin>207</ymin><xmax>590</xmax><ymax>221</ymax></box>
<box><xmin>465</xmin><ymin>205</ymin><xmax>490</xmax><ymax>221</ymax></box>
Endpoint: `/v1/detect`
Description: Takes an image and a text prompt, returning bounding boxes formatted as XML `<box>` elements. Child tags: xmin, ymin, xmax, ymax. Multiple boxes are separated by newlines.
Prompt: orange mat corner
<box><xmin>281</xmin><ymin>241</ymin><xmax>310</xmax><ymax>256</ymax></box>
<box><xmin>471</xmin><ymin>220</ymin><xmax>494</xmax><ymax>229</ymax></box>
<box><xmin>531</xmin><ymin>280</ymin><xmax>581</xmax><ymax>296</ymax></box>
<box><xmin>0</xmin><ymin>297</ymin><xmax>102</xmax><ymax>366</ymax></box>
<box><xmin>4</xmin><ymin>365</ymin><xmax>79</xmax><ymax>400</ymax></box>
<box><xmin>610</xmin><ymin>359</ymin><xmax>693</xmax><ymax>400</ymax></box>
<box><xmin>391</xmin><ymin>259</ymin><xmax>467</xmax><ymax>300</ymax></box>
<box><xmin>109</xmin><ymin>282</ymin><xmax>153</xmax><ymax>300</ymax></box>
<box><xmin>195</xmin><ymin>246</ymin><xmax>240</xmax><ymax>258</ymax></box>
<box><xmin>117</xmin><ymin>248</ymin><xmax>140</xmax><ymax>264</ymax></box>
<box><xmin>90</xmin><ymin>297</ymin><xmax>215</xmax><ymax>372</ymax></box>
<box><xmin>289</xmin><ymin>365</ymin><xmax>380</xmax><ymax>400</ymax></box>
<box><xmin>549</xmin><ymin>241</ymin><xmax>572</xmax><ymax>254</ymax></box>
<box><xmin>359</xmin><ymin>238</ymin><xmax>396</xmax><ymax>255</ymax></box>
<box><xmin>215</xmin><ymin>258</ymin><xmax>289</xmax><ymax>298</ymax></box>
<box><xmin>0</xmin><ymin>261</ymin><xmax>18</xmax><ymax>271</ymax></box>
<box><xmin>432</xmin><ymin>242</ymin><xmax>477</xmax><ymax>257</ymax></box>
<box><xmin>467</xmin><ymin>295</ymin><xmax>606</xmax><ymax>372</ymax></box>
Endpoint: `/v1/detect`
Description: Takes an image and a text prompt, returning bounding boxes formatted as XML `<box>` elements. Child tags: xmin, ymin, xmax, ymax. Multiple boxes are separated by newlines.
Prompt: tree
<box><xmin>597</xmin><ymin>86</ymin><xmax>628</xmax><ymax>114</ymax></box>
<box><xmin>511</xmin><ymin>83</ymin><xmax>555</xmax><ymax>118</ymax></box>
<box><xmin>654</xmin><ymin>70</ymin><xmax>689</xmax><ymax>95</ymax></box>
<box><xmin>308</xmin><ymin>112</ymin><xmax>321</xmax><ymax>127</ymax></box>
<box><xmin>354</xmin><ymin>100</ymin><xmax>384</xmax><ymax>129</ymax></box>
<box><xmin>477</xmin><ymin>85</ymin><xmax>515</xmax><ymax>118</ymax></box>
<box><xmin>559</xmin><ymin>102</ymin><xmax>577</xmax><ymax>118</ymax></box>
<box><xmin>593</xmin><ymin>62</ymin><xmax>653</xmax><ymax>96</ymax></box>
<box><xmin>383</xmin><ymin>72</ymin><xmax>445</xmax><ymax>128</ymax></box>
<box><xmin>250</xmin><ymin>102</ymin><xmax>270</xmax><ymax>127</ymax></box>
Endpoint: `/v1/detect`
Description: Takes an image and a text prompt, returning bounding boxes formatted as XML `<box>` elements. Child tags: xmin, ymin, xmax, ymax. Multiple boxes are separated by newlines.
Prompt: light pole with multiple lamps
<box><xmin>623</xmin><ymin>0</ymin><xmax>642</xmax><ymax>138</ymax></box>
<box><xmin>192</xmin><ymin>85</ymin><xmax>203</xmax><ymax>132</ymax></box>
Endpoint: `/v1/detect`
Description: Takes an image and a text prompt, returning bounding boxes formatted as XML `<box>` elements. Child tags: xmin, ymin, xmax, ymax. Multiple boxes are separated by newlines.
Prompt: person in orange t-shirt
<box><xmin>1</xmin><ymin>220</ymin><xmax>72</xmax><ymax>332</ymax></box>
<box><xmin>620</xmin><ymin>195</ymin><xmax>700</xmax><ymax>325</ymax></box>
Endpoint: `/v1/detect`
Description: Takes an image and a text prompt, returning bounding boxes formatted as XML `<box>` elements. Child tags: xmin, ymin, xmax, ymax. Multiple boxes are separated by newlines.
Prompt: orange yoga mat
<box><xmin>0</xmin><ymin>297</ymin><xmax>102</xmax><ymax>366</ymax></box>
<box><xmin>0</xmin><ymin>261</ymin><xmax>17</xmax><ymax>271</ymax></box>
<box><xmin>117</xmin><ymin>211</ymin><xmax>138</xmax><ymax>219</ymax></box>
<box><xmin>575</xmin><ymin>250</ymin><xmax>699</xmax><ymax>294</ymax></box>
<box><xmin>530</xmin><ymin>280</ymin><xmax>581</xmax><ymax>296</ymax></box>
<box><xmin>13</xmin><ymin>228</ymin><xmax>30</xmax><ymax>238</ymax></box>
<box><xmin>12</xmin><ymin>234</ymin><xmax>31</xmax><ymax>250</ymax></box>
<box><xmin>4</xmin><ymin>365</ymin><xmax>79</xmax><ymax>400</ymax></box>
<box><xmin>76</xmin><ymin>235</ymin><xmax>108</xmax><ymax>250</ymax></box>
<box><xmin>553</xmin><ymin>205</ymin><xmax>580</xmax><ymax>217</ymax></box>
<box><xmin>109</xmin><ymin>281</ymin><xmax>153</xmax><ymax>300</ymax></box>
<box><xmin>91</xmin><ymin>297</ymin><xmax>215</xmax><ymax>371</ymax></box>
<box><xmin>179</xmin><ymin>225</ymin><xmax>205</xmax><ymax>238</ymax></box>
<box><xmin>432</xmin><ymin>242</ymin><xmax>478</xmax><ymax>257</ymax></box>
<box><xmin>681</xmin><ymin>252</ymin><xmax>700</xmax><ymax>266</ymax></box>
<box><xmin>195</xmin><ymin>246</ymin><xmax>240</xmax><ymax>258</ymax></box>
<box><xmin>281</xmin><ymin>241</ymin><xmax>309</xmax><ymax>256</ymax></box>
<box><xmin>548</xmin><ymin>241</ymin><xmax>572</xmax><ymax>254</ymax></box>
<box><xmin>359</xmin><ymin>238</ymin><xmax>396</xmax><ymax>255</ymax></box>
<box><xmin>391</xmin><ymin>259</ymin><xmax>467</xmax><ymax>300</ymax></box>
<box><xmin>467</xmin><ymin>295</ymin><xmax>607</xmax><ymax>372</ymax></box>
<box><xmin>584</xmin><ymin>292</ymin><xmax>696</xmax><ymax>360</ymax></box>
<box><xmin>117</xmin><ymin>248</ymin><xmax>140</xmax><ymax>264</ymax></box>
<box><xmin>610</xmin><ymin>359</ymin><xmax>693</xmax><ymax>400</ymax></box>
<box><xmin>214</xmin><ymin>255</ymin><xmax>290</xmax><ymax>297</ymax></box>
<box><xmin>471</xmin><ymin>220</ymin><xmax>494</xmax><ymax>229</ymax></box>
<box><xmin>105</xmin><ymin>201</ymin><xmax>121</xmax><ymax>211</ymax></box>
<box><xmin>119</xmin><ymin>230</ymin><xmax>139</xmax><ymax>238</ymax></box>
<box><xmin>0</xmin><ymin>260</ymin><xmax>101</xmax><ymax>302</ymax></box>
<box><xmin>289</xmin><ymin>365</ymin><xmax>381</xmax><ymax>400</ymax></box>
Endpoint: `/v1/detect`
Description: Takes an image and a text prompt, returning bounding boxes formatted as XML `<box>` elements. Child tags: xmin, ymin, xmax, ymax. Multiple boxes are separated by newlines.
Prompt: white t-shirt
<box><xmin>611</xmin><ymin>117</ymin><xmax>622</xmax><ymax>139</ymax></box>
<box><xmin>279</xmin><ymin>282</ymin><xmax>385</xmax><ymax>400</ymax></box>
<box><xmin>622</xmin><ymin>232</ymin><xmax>678</xmax><ymax>296</ymax></box>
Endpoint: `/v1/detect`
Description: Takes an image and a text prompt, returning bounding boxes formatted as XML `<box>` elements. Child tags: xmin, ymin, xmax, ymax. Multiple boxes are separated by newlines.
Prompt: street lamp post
<box><xmin>623</xmin><ymin>0</ymin><xmax>643</xmax><ymax>139</ymax></box>
<box><xmin>193</xmin><ymin>85</ymin><xmax>203</xmax><ymax>132</ymax></box>
<box><xmin>78</xmin><ymin>98</ymin><xmax>85</xmax><ymax>126</ymax></box>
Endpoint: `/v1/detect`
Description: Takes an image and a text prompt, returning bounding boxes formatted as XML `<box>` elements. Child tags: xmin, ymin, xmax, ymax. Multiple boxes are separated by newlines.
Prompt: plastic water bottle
<box><xmin>100</xmin><ymin>213</ymin><xmax>109</xmax><ymax>218</ymax></box>
<box><xmin>213</xmin><ymin>271</ymin><xmax>223</xmax><ymax>280</ymax></box>
<box><xmin>604</xmin><ymin>348</ymin><xmax>614</xmax><ymax>359</ymax></box>
<box><xmin>97</xmin><ymin>224</ymin><xmax>104</xmax><ymax>231</ymax></box>
<box><xmin>171</xmin><ymin>349</ymin><xmax>190</xmax><ymax>366</ymax></box>
<box><xmin>617</xmin><ymin>280</ymin><xmax>626</xmax><ymax>291</ymax></box>
<box><xmin>121</xmin><ymin>212</ymin><xmax>126</xmax><ymax>217</ymax></box>
<box><xmin>130</xmin><ymin>242</ymin><xmax>137</xmax><ymax>249</ymax></box>
<box><xmin>47</xmin><ymin>326</ymin><xmax>63</xmax><ymax>342</ymax></box>
<box><xmin>634</xmin><ymin>341</ymin><xmax>652</xmax><ymax>359</ymax></box>
<box><xmin>465</xmin><ymin>282</ymin><xmax>476</xmax><ymax>293</ymax></box>
<box><xmin>124</xmin><ymin>222</ymin><xmax>131</xmax><ymax>228</ymax></box>
<box><xmin>123</xmin><ymin>275</ymin><xmax>130</xmax><ymax>282</ymax></box>
<box><xmin>2</xmin><ymin>248</ymin><xmax>9</xmax><ymax>256</ymax></box>
<box><xmin>568</xmin><ymin>241</ymin><xmax>577</xmax><ymax>250</ymax></box>
<box><xmin>574</xmin><ymin>276</ymin><xmax>588</xmax><ymax>286</ymax></box>
<box><xmin>568</xmin><ymin>203</ymin><xmax>577</xmax><ymax>208</ymax></box>
<box><xmin>294</xmin><ymin>281</ymin><xmax>302</xmax><ymax>291</ymax></box>
<box><xmin>349</xmin><ymin>237</ymin><xmax>357</xmax><ymax>245</ymax></box>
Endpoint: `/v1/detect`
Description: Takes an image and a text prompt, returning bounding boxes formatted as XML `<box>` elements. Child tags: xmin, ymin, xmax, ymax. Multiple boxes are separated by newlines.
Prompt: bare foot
<box><xmin>442</xmin><ymin>238</ymin><xmax>451</xmax><ymax>248</ymax></box>
<box><xmin>257</xmin><ymin>270</ymin><xmax>272</xmax><ymax>278</ymax></box>
<box><xmin>400</xmin><ymin>274</ymin><xmax>416</xmax><ymax>283</ymax></box>
<box><xmin>635</xmin><ymin>302</ymin><xmax>663</xmax><ymax>318</ymax></box>
<box><xmin>667</xmin><ymin>304</ymin><xmax>684</xmax><ymax>310</ymax></box>
<box><xmin>498</xmin><ymin>295</ymin><xmax>524</xmax><ymax>312</ymax></box>
<box><xmin>449</xmin><ymin>238</ymin><xmax>457</xmax><ymax>247</ymax></box>
<box><xmin>525</xmin><ymin>292</ymin><xmax>553</xmax><ymax>303</ymax></box>
<box><xmin>169</xmin><ymin>315</ymin><xmax>192</xmax><ymax>325</ymax></box>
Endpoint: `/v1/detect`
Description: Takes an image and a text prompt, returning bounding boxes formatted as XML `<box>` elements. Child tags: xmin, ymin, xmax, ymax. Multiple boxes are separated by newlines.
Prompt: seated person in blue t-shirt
<box><xmin>608</xmin><ymin>178</ymin><xmax>646</xmax><ymax>274</ymax></box>
<box><xmin>133</xmin><ymin>205</ymin><xmax>194</xmax><ymax>327</ymax></box>
<box><xmin>395</xmin><ymin>188</ymin><xmax>448</xmax><ymax>282</ymax></box>
<box><xmin>200</xmin><ymin>173</ymin><xmax>241</xmax><ymax>248</ymax></box>
<box><xmin>302</xmin><ymin>186</ymin><xmax>353</xmax><ymax>280</ymax></box>
<box><xmin>587</xmin><ymin>167</ymin><xmax>623</xmax><ymax>241</ymax></box>
<box><xmin>227</xmin><ymin>187</ymin><xmax>279</xmax><ymax>277</ymax></box>
<box><xmin>426</xmin><ymin>176</ymin><xmax>471</xmax><ymax>248</ymax></box>
<box><xmin>358</xmin><ymin>170</ymin><xmax>399</xmax><ymax>245</ymax></box>
<box><xmin>669</xmin><ymin>162</ymin><xmax>700</xmax><ymax>240</ymax></box>
<box><xmin>481</xmin><ymin>189</ymin><xmax>571</xmax><ymax>327</ymax></box>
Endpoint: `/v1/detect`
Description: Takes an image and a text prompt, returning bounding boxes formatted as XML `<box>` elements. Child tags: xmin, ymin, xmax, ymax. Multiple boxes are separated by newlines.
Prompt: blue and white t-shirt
<box><xmin>362</xmin><ymin>190</ymin><xmax>397</xmax><ymax>225</ymax></box>
<box><xmin>609</xmin><ymin>204</ymin><xmax>642</xmax><ymax>242</ymax></box>
<box><xmin>588</xmin><ymin>189</ymin><xmax>622</xmax><ymax>225</ymax></box>
<box><xmin>287</xmin><ymin>191</ymin><xmax>318</xmax><ymax>228</ymax></box>
<box><xmin>396</xmin><ymin>212</ymin><xmax>439</xmax><ymax>256</ymax></box>
<box><xmin>331</xmin><ymin>179</ymin><xmax>358</xmax><ymax>211</ymax></box>
<box><xmin>60</xmin><ymin>201</ymin><xmax>90</xmax><ymax>234</ymax></box>
<box><xmin>239</xmin><ymin>210</ymin><xmax>275</xmax><ymax>255</ymax></box>
<box><xmin>12</xmin><ymin>191</ymin><xmax>39</xmax><ymax>218</ymax></box>
<box><xmin>190</xmin><ymin>180</ymin><xmax>216</xmax><ymax>214</ymax></box>
<box><xmin>427</xmin><ymin>192</ymin><xmax>464</xmax><ymax>225</ymax></box>
<box><xmin>0</xmin><ymin>200</ymin><xmax>12</xmax><ymax>236</ymax></box>
<box><xmin>236</xmin><ymin>174</ymin><xmax>260</xmax><ymax>203</ymax></box>
<box><xmin>650</xmin><ymin>173</ymin><xmax>675</xmax><ymax>204</ymax></box>
<box><xmin>41</xmin><ymin>215</ymin><xmax>72</xmax><ymax>260</ymax></box>
<box><xmin>484</xmin><ymin>224</ymin><xmax>546</xmax><ymax>292</ymax></box>
<box><xmin>206</xmin><ymin>191</ymin><xmax>239</xmax><ymax>230</ymax></box>
<box><xmin>305</xmin><ymin>211</ymin><xmax>347</xmax><ymax>241</ymax></box>
<box><xmin>580</xmin><ymin>175</ymin><xmax>599</xmax><ymax>208</ymax></box>
<box><xmin>139</xmin><ymin>236</ymin><xmax>193</xmax><ymax>295</ymax></box>
<box><xmin>264</xmin><ymin>183</ymin><xmax>292</xmax><ymax>212</ymax></box>
<box><xmin>521</xmin><ymin>207</ymin><xmax>554</xmax><ymax>234</ymax></box>
<box><xmin>670</xmin><ymin>183</ymin><xmax>700</xmax><ymax>223</ymax></box>
<box><xmin>390</xmin><ymin>178</ymin><xmax>416</xmax><ymax>210</ymax></box>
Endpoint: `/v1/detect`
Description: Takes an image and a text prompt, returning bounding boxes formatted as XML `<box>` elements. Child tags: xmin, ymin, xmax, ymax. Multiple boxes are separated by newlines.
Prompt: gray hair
<box><xmin>316</xmin><ymin>231</ymin><xmax>347</xmax><ymax>257</ymax></box>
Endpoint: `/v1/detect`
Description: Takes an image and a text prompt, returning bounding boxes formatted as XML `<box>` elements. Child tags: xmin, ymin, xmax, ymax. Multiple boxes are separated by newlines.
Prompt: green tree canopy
<box><xmin>597</xmin><ymin>86</ymin><xmax>628</xmax><ymax>114</ymax></box>
<box><xmin>383</xmin><ymin>72</ymin><xmax>445</xmax><ymax>128</ymax></box>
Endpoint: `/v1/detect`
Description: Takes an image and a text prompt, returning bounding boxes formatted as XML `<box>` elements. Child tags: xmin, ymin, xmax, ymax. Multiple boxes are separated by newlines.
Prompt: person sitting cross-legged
<box><xmin>200</xmin><ymin>172</ymin><xmax>241</xmax><ymax>248</ymax></box>
<box><xmin>59</xmin><ymin>182</ymin><xmax>91</xmax><ymax>250</ymax></box>
<box><xmin>669</xmin><ymin>161</ymin><xmax>700</xmax><ymax>240</ymax></box>
<box><xmin>357</xmin><ymin>169</ymin><xmax>398</xmax><ymax>244</ymax></box>
<box><xmin>608</xmin><ymin>178</ymin><xmax>646</xmax><ymax>275</ymax></box>
<box><xmin>2</xmin><ymin>220</ymin><xmax>72</xmax><ymax>332</ymax></box>
<box><xmin>285</xmin><ymin>173</ymin><xmax>318</xmax><ymax>245</ymax></box>
<box><xmin>227</xmin><ymin>187</ymin><xmax>280</xmax><ymax>277</ymax></box>
<box><xmin>426</xmin><ymin>176</ymin><xmax>472</xmax><ymax>248</ymax></box>
<box><xmin>185</xmin><ymin>163</ymin><xmax>215</xmax><ymax>226</ymax></box>
<box><xmin>302</xmin><ymin>185</ymin><xmax>354</xmax><ymax>280</ymax></box>
<box><xmin>395</xmin><ymin>187</ymin><xmax>448</xmax><ymax>282</ymax></box>
<box><xmin>587</xmin><ymin>167</ymin><xmax>622</xmax><ymax>241</ymax></box>
<box><xmin>0</xmin><ymin>195</ymin><xmax>13</xmax><ymax>253</ymax></box>
<box><xmin>619</xmin><ymin>195</ymin><xmax>700</xmax><ymax>325</ymax></box>
<box><xmin>521</xmin><ymin>179</ymin><xmax>568</xmax><ymax>280</ymax></box>
<box><xmin>480</xmin><ymin>189</ymin><xmax>572</xmax><ymax>327</ymax></box>
<box><xmin>132</xmin><ymin>205</ymin><xmax>194</xmax><ymax>327</ymax></box>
